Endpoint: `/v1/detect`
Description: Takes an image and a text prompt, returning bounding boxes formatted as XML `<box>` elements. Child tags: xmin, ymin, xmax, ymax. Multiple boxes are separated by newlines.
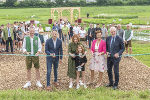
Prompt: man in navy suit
<box><xmin>45</xmin><ymin>30</ymin><xmax>63</xmax><ymax>90</ymax></box>
<box><xmin>106</xmin><ymin>27</ymin><xmax>125</xmax><ymax>90</ymax></box>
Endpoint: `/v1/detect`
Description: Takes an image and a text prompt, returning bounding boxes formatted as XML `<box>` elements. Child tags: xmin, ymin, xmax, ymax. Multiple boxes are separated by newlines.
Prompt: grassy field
<box><xmin>0</xmin><ymin>87</ymin><xmax>150</xmax><ymax>100</ymax></box>
<box><xmin>132</xmin><ymin>40</ymin><xmax>150</xmax><ymax>67</ymax></box>
<box><xmin>0</xmin><ymin>6</ymin><xmax>150</xmax><ymax>25</ymax></box>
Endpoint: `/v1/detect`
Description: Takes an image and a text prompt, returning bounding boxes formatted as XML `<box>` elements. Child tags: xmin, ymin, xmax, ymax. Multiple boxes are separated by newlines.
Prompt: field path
<box><xmin>0</xmin><ymin>45</ymin><xmax>150</xmax><ymax>91</ymax></box>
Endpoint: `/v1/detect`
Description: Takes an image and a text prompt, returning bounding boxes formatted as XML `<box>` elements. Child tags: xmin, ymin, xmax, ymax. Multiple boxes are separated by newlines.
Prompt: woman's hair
<box><xmin>76</xmin><ymin>45</ymin><xmax>85</xmax><ymax>55</ymax></box>
<box><xmin>96</xmin><ymin>30</ymin><xmax>102</xmax><ymax>35</ymax></box>
<box><xmin>72</xmin><ymin>34</ymin><xmax>80</xmax><ymax>43</ymax></box>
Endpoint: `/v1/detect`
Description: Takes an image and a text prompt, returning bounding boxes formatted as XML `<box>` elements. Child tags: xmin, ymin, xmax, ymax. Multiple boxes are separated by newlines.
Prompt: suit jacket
<box><xmin>3</xmin><ymin>28</ymin><xmax>14</xmax><ymax>40</ymax></box>
<box><xmin>91</xmin><ymin>39</ymin><xmax>106</xmax><ymax>54</ymax></box>
<box><xmin>87</xmin><ymin>28</ymin><xmax>95</xmax><ymax>40</ymax></box>
<box><xmin>106</xmin><ymin>35</ymin><xmax>125</xmax><ymax>61</ymax></box>
<box><xmin>45</xmin><ymin>38</ymin><xmax>63</xmax><ymax>60</ymax></box>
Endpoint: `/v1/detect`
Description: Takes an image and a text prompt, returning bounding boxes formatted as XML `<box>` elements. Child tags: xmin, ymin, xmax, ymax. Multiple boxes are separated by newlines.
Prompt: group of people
<box><xmin>0</xmin><ymin>20</ymin><xmax>134</xmax><ymax>90</ymax></box>
<box><xmin>0</xmin><ymin>22</ymin><xmax>45</xmax><ymax>53</ymax></box>
<box><xmin>51</xmin><ymin>21</ymin><xmax>133</xmax><ymax>55</ymax></box>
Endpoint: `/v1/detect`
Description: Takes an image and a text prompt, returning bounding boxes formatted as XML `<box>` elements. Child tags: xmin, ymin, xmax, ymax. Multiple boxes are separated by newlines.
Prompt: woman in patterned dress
<box><xmin>89</xmin><ymin>31</ymin><xmax>107</xmax><ymax>88</ymax></box>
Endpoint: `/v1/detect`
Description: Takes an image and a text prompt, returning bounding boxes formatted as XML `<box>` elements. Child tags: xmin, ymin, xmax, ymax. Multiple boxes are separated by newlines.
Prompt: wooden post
<box><xmin>71</xmin><ymin>9</ymin><xmax>73</xmax><ymax>24</ymax></box>
<box><xmin>51</xmin><ymin>7</ymin><xmax>81</xmax><ymax>24</ymax></box>
<box><xmin>78</xmin><ymin>8</ymin><xmax>81</xmax><ymax>18</ymax></box>
<box><xmin>61</xmin><ymin>9</ymin><xmax>62</xmax><ymax>19</ymax></box>
<box><xmin>51</xmin><ymin>9</ymin><xmax>53</xmax><ymax>19</ymax></box>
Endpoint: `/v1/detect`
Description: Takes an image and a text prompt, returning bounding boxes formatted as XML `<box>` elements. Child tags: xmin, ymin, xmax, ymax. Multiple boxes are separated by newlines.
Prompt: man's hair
<box><xmin>117</xmin><ymin>24</ymin><xmax>121</xmax><ymax>27</ymax></box>
<box><xmin>127</xmin><ymin>24</ymin><xmax>131</xmax><ymax>27</ymax></box>
<box><xmin>110</xmin><ymin>27</ymin><xmax>116</xmax><ymax>32</ymax></box>
<box><xmin>52</xmin><ymin>29</ymin><xmax>58</xmax><ymax>33</ymax></box>
<box><xmin>29</xmin><ymin>28</ymin><xmax>35</xmax><ymax>32</ymax></box>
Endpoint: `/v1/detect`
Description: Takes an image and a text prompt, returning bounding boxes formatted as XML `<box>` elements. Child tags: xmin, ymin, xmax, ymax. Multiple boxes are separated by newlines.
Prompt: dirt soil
<box><xmin>0</xmin><ymin>46</ymin><xmax>150</xmax><ymax>91</ymax></box>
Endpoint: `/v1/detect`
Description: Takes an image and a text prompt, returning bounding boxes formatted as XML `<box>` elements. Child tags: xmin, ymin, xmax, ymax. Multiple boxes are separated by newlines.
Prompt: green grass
<box><xmin>0</xmin><ymin>6</ymin><xmax>150</xmax><ymax>25</ymax></box>
<box><xmin>1</xmin><ymin>41</ymin><xmax>150</xmax><ymax>100</ymax></box>
<box><xmin>132</xmin><ymin>40</ymin><xmax>150</xmax><ymax>67</ymax></box>
<box><xmin>0</xmin><ymin>87</ymin><xmax>150</xmax><ymax>100</ymax></box>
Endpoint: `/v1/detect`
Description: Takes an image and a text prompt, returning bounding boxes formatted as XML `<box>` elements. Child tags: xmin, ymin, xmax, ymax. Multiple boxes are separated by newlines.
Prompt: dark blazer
<box><xmin>106</xmin><ymin>35</ymin><xmax>125</xmax><ymax>61</ymax></box>
<box><xmin>45</xmin><ymin>38</ymin><xmax>63</xmax><ymax>60</ymax></box>
<box><xmin>87</xmin><ymin>28</ymin><xmax>95</xmax><ymax>40</ymax></box>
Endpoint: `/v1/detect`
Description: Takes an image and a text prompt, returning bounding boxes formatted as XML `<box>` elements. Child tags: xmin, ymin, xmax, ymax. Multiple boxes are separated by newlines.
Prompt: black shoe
<box><xmin>105</xmin><ymin>84</ymin><xmax>113</xmax><ymax>87</ymax></box>
<box><xmin>113</xmin><ymin>86</ymin><xmax>118</xmax><ymax>90</ymax></box>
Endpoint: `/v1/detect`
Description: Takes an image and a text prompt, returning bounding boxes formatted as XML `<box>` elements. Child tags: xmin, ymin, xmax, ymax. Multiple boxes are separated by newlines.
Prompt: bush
<box><xmin>0</xmin><ymin>0</ymin><xmax>150</xmax><ymax>8</ymax></box>
<box><xmin>93</xmin><ymin>15</ymin><xmax>138</xmax><ymax>19</ymax></box>
<box><xmin>83</xmin><ymin>18</ymin><xmax>147</xmax><ymax>25</ymax></box>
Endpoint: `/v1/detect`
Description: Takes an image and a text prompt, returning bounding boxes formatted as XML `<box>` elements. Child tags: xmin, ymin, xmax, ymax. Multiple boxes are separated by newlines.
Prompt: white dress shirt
<box><xmin>73</xmin><ymin>26</ymin><xmax>80</xmax><ymax>35</ymax></box>
<box><xmin>7</xmin><ymin>28</ymin><xmax>11</xmax><ymax>37</ymax></box>
<box><xmin>35</xmin><ymin>27</ymin><xmax>39</xmax><ymax>33</ymax></box>
<box><xmin>23</xmin><ymin>36</ymin><xmax>42</xmax><ymax>55</ymax></box>
<box><xmin>123</xmin><ymin>30</ymin><xmax>133</xmax><ymax>41</ymax></box>
<box><xmin>79</xmin><ymin>30</ymin><xmax>86</xmax><ymax>38</ymax></box>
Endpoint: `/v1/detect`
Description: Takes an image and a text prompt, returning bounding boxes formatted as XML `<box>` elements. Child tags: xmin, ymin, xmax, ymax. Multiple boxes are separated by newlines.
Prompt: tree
<box><xmin>55</xmin><ymin>0</ymin><xmax>64</xmax><ymax>6</ymax></box>
<box><xmin>5</xmin><ymin>0</ymin><xmax>17</xmax><ymax>7</ymax></box>
<box><xmin>96</xmin><ymin>0</ymin><xmax>108</xmax><ymax>5</ymax></box>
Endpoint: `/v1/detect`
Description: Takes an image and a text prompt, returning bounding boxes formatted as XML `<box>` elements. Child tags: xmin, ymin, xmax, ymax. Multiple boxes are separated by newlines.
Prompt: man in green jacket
<box><xmin>3</xmin><ymin>23</ymin><xmax>14</xmax><ymax>53</ymax></box>
<box><xmin>22</xmin><ymin>28</ymin><xmax>43</xmax><ymax>88</ymax></box>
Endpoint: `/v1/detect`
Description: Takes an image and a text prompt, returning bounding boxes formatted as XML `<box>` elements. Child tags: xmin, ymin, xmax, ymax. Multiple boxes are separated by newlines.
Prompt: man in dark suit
<box><xmin>87</xmin><ymin>24</ymin><xmax>95</xmax><ymax>49</ymax></box>
<box><xmin>45</xmin><ymin>30</ymin><xmax>63</xmax><ymax>90</ymax></box>
<box><xmin>3</xmin><ymin>23</ymin><xmax>14</xmax><ymax>53</ymax></box>
<box><xmin>106</xmin><ymin>27</ymin><xmax>125</xmax><ymax>90</ymax></box>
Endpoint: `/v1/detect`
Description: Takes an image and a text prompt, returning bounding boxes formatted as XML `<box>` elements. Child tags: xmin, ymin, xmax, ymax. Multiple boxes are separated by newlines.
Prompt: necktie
<box><xmin>110</xmin><ymin>37</ymin><xmax>115</xmax><ymax>54</ymax></box>
<box><xmin>8</xmin><ymin>28</ymin><xmax>11</xmax><ymax>37</ymax></box>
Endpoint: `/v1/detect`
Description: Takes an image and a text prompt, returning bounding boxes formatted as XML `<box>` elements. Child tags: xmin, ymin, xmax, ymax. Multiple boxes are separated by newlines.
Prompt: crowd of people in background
<box><xmin>0</xmin><ymin>19</ymin><xmax>134</xmax><ymax>90</ymax></box>
<box><xmin>0</xmin><ymin>20</ymin><xmax>133</xmax><ymax>54</ymax></box>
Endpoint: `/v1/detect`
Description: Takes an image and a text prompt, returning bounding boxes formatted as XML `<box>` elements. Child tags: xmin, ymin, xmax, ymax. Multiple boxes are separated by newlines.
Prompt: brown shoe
<box><xmin>87</xmin><ymin>81</ymin><xmax>94</xmax><ymax>85</ymax></box>
<box><xmin>53</xmin><ymin>82</ymin><xmax>59</xmax><ymax>87</ymax></box>
<box><xmin>46</xmin><ymin>86</ymin><xmax>52</xmax><ymax>91</ymax></box>
<box><xmin>95</xmin><ymin>83</ymin><xmax>101</xmax><ymax>88</ymax></box>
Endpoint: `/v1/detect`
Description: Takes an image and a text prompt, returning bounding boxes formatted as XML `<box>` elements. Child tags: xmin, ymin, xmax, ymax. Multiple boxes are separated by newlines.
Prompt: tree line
<box><xmin>0</xmin><ymin>0</ymin><xmax>150</xmax><ymax>8</ymax></box>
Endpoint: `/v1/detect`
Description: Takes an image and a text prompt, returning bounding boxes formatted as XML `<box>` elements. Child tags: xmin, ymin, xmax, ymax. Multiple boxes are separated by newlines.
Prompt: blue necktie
<box><xmin>8</xmin><ymin>28</ymin><xmax>10</xmax><ymax>37</ymax></box>
<box><xmin>110</xmin><ymin>37</ymin><xmax>115</xmax><ymax>54</ymax></box>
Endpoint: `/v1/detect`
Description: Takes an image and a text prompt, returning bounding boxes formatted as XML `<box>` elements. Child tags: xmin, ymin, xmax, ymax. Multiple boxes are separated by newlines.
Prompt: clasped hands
<box><xmin>70</xmin><ymin>51</ymin><xmax>87</xmax><ymax>58</ymax></box>
<box><xmin>24</xmin><ymin>51</ymin><xmax>41</xmax><ymax>56</ymax></box>
<box><xmin>50</xmin><ymin>53</ymin><xmax>56</xmax><ymax>58</ymax></box>
<box><xmin>106</xmin><ymin>52</ymin><xmax>119</xmax><ymax>58</ymax></box>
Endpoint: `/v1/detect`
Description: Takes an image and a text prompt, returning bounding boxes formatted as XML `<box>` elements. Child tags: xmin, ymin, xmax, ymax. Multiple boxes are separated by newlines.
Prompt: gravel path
<box><xmin>0</xmin><ymin>47</ymin><xmax>150</xmax><ymax>91</ymax></box>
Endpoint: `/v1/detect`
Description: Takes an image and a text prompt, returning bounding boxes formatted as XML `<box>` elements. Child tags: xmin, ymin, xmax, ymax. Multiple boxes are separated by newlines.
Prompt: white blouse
<box><xmin>35</xmin><ymin>27</ymin><xmax>39</xmax><ymax>33</ymax></box>
<box><xmin>95</xmin><ymin>42</ymin><xmax>100</xmax><ymax>50</ymax></box>
<box><xmin>79</xmin><ymin>30</ymin><xmax>86</xmax><ymax>38</ymax></box>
